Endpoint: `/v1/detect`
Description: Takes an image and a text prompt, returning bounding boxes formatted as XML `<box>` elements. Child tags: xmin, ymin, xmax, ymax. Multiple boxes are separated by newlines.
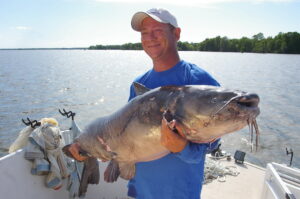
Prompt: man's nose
<box><xmin>149</xmin><ymin>31</ymin><xmax>156</xmax><ymax>39</ymax></box>
<box><xmin>142</xmin><ymin>31</ymin><xmax>156</xmax><ymax>41</ymax></box>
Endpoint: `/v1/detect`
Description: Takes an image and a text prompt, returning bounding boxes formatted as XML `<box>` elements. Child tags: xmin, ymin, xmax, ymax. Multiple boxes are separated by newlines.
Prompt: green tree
<box><xmin>252</xmin><ymin>33</ymin><xmax>265</xmax><ymax>40</ymax></box>
<box><xmin>88</xmin><ymin>32</ymin><xmax>300</xmax><ymax>54</ymax></box>
<box><xmin>239</xmin><ymin>37</ymin><xmax>253</xmax><ymax>52</ymax></box>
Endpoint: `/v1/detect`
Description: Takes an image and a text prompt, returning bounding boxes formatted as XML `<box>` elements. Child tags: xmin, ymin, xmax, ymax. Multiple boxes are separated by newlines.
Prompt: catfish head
<box><xmin>133</xmin><ymin>83</ymin><xmax>260</xmax><ymax>144</ymax></box>
<box><xmin>164</xmin><ymin>85</ymin><xmax>260</xmax><ymax>143</ymax></box>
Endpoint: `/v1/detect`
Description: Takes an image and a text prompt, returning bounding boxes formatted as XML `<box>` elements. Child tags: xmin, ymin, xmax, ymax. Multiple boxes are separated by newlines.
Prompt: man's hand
<box><xmin>160</xmin><ymin>117</ymin><xmax>187</xmax><ymax>153</ymax></box>
<box><xmin>63</xmin><ymin>142</ymin><xmax>88</xmax><ymax>162</ymax></box>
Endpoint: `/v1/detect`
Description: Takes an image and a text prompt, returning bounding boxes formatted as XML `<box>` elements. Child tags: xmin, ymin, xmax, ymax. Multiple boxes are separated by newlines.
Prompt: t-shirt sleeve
<box><xmin>189</xmin><ymin>65</ymin><xmax>220</xmax><ymax>86</ymax></box>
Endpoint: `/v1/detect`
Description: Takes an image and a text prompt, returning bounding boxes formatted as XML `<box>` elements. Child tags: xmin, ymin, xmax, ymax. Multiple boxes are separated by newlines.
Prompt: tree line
<box><xmin>89</xmin><ymin>32</ymin><xmax>300</xmax><ymax>54</ymax></box>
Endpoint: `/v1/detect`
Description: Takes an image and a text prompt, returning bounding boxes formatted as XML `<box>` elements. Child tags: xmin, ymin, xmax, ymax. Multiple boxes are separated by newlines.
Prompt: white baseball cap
<box><xmin>131</xmin><ymin>8</ymin><xmax>178</xmax><ymax>32</ymax></box>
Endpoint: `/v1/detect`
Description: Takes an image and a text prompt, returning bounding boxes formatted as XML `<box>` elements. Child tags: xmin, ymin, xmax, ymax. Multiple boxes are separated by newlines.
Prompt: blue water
<box><xmin>0</xmin><ymin>50</ymin><xmax>299</xmax><ymax>168</ymax></box>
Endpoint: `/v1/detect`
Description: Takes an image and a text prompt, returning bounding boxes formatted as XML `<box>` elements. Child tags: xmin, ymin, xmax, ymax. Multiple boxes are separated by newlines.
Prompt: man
<box><xmin>128</xmin><ymin>8</ymin><xmax>220</xmax><ymax>199</ymax></box>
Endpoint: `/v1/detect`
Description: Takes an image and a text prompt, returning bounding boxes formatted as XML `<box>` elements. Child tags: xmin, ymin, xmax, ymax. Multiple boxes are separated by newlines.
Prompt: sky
<box><xmin>0</xmin><ymin>0</ymin><xmax>299</xmax><ymax>48</ymax></box>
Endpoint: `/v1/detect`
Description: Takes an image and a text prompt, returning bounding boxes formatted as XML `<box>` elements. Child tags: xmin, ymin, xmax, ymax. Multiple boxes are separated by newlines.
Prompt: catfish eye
<box><xmin>211</xmin><ymin>97</ymin><xmax>217</xmax><ymax>104</ymax></box>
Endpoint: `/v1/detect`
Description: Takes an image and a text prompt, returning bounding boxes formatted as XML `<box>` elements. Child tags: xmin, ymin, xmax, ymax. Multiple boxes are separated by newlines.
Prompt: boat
<box><xmin>1</xmin><ymin>148</ymin><xmax>299</xmax><ymax>199</ymax></box>
<box><xmin>202</xmin><ymin>157</ymin><xmax>300</xmax><ymax>199</ymax></box>
<box><xmin>0</xmin><ymin>114</ymin><xmax>299</xmax><ymax>199</ymax></box>
<box><xmin>0</xmin><ymin>149</ymin><xmax>129</xmax><ymax>199</ymax></box>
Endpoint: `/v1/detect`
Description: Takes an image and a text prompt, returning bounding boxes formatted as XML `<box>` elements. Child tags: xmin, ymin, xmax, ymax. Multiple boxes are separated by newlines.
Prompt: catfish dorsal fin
<box><xmin>133</xmin><ymin>82</ymin><xmax>150</xmax><ymax>96</ymax></box>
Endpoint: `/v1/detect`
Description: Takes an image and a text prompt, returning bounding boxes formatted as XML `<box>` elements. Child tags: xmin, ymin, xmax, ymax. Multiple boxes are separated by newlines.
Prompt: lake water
<box><xmin>0</xmin><ymin>50</ymin><xmax>299</xmax><ymax>168</ymax></box>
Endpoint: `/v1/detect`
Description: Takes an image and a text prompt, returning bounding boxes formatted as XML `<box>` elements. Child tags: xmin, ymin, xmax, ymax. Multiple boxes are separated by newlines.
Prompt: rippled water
<box><xmin>0</xmin><ymin>50</ymin><xmax>299</xmax><ymax>168</ymax></box>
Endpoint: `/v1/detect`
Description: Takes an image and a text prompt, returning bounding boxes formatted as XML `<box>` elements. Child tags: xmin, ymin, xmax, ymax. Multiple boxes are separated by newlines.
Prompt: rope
<box><xmin>204</xmin><ymin>158</ymin><xmax>240</xmax><ymax>184</ymax></box>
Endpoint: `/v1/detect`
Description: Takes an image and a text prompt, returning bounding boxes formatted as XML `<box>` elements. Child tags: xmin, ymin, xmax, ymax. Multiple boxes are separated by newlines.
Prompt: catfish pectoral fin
<box><xmin>104</xmin><ymin>159</ymin><xmax>120</xmax><ymax>183</ymax></box>
<box><xmin>119</xmin><ymin>162</ymin><xmax>135</xmax><ymax>180</ymax></box>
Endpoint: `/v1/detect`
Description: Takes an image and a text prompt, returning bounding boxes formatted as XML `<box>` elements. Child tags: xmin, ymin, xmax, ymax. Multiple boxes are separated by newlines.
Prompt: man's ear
<box><xmin>174</xmin><ymin>27</ymin><xmax>181</xmax><ymax>41</ymax></box>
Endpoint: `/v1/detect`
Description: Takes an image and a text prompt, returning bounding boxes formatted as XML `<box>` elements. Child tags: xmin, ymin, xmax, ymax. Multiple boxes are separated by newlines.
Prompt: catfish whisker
<box><xmin>211</xmin><ymin>96</ymin><xmax>241</xmax><ymax>117</ymax></box>
<box><xmin>253</xmin><ymin>119</ymin><xmax>259</xmax><ymax>151</ymax></box>
<box><xmin>250</xmin><ymin>119</ymin><xmax>254</xmax><ymax>152</ymax></box>
<box><xmin>247</xmin><ymin>118</ymin><xmax>259</xmax><ymax>152</ymax></box>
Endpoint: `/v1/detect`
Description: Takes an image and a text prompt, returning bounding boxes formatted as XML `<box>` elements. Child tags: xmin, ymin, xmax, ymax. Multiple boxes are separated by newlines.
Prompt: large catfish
<box><xmin>64</xmin><ymin>83</ymin><xmax>260</xmax><ymax>183</ymax></box>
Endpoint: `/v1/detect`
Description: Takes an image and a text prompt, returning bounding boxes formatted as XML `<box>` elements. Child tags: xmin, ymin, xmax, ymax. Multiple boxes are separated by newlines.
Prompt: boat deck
<box><xmin>0</xmin><ymin>150</ymin><xmax>265</xmax><ymax>199</ymax></box>
<box><xmin>201</xmin><ymin>157</ymin><xmax>265</xmax><ymax>199</ymax></box>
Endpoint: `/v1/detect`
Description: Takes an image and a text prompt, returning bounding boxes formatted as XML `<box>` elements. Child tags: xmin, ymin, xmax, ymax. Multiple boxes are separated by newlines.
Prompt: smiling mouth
<box><xmin>147</xmin><ymin>44</ymin><xmax>160</xmax><ymax>48</ymax></box>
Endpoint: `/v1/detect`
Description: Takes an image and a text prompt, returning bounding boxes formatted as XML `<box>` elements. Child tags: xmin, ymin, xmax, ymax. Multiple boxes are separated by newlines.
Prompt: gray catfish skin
<box><xmin>74</xmin><ymin>84</ymin><xmax>260</xmax><ymax>181</ymax></box>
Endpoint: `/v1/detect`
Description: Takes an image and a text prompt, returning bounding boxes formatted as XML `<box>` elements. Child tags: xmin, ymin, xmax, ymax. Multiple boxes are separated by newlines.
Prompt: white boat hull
<box><xmin>1</xmin><ymin>149</ymin><xmax>299</xmax><ymax>199</ymax></box>
<box><xmin>0</xmin><ymin>150</ymin><xmax>129</xmax><ymax>199</ymax></box>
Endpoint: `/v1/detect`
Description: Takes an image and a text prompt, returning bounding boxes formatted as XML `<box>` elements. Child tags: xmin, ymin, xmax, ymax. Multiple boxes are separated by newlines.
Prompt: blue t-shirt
<box><xmin>127</xmin><ymin>60</ymin><xmax>220</xmax><ymax>199</ymax></box>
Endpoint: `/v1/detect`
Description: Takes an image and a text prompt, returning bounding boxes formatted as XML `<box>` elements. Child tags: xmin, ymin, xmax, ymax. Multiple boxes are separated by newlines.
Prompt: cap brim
<box><xmin>131</xmin><ymin>12</ymin><xmax>149</xmax><ymax>32</ymax></box>
<box><xmin>131</xmin><ymin>11</ymin><xmax>168</xmax><ymax>32</ymax></box>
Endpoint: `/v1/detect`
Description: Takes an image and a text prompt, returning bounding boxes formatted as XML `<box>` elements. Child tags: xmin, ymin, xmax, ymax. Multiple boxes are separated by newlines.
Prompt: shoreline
<box><xmin>0</xmin><ymin>48</ymin><xmax>88</xmax><ymax>50</ymax></box>
<box><xmin>1</xmin><ymin>48</ymin><xmax>300</xmax><ymax>55</ymax></box>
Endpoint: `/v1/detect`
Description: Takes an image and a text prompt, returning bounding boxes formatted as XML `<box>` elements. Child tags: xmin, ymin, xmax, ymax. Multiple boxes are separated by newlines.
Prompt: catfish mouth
<box><xmin>236</xmin><ymin>93</ymin><xmax>260</xmax><ymax>111</ymax></box>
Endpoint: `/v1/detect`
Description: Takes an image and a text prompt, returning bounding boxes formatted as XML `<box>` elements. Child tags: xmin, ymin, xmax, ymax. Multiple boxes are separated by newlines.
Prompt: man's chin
<box><xmin>146</xmin><ymin>52</ymin><xmax>162</xmax><ymax>60</ymax></box>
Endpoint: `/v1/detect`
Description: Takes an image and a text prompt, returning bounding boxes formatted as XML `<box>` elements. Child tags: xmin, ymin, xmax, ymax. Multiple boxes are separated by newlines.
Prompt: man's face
<box><xmin>140</xmin><ymin>17</ymin><xmax>179</xmax><ymax>61</ymax></box>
